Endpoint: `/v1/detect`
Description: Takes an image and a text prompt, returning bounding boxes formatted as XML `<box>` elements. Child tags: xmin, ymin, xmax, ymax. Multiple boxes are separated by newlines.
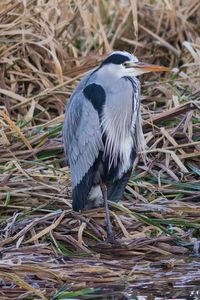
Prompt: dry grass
<box><xmin>0</xmin><ymin>0</ymin><xmax>200</xmax><ymax>299</ymax></box>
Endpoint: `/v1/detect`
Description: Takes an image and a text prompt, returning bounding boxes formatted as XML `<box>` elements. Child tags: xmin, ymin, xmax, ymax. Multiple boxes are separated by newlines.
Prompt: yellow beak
<box><xmin>124</xmin><ymin>61</ymin><xmax>170</xmax><ymax>73</ymax></box>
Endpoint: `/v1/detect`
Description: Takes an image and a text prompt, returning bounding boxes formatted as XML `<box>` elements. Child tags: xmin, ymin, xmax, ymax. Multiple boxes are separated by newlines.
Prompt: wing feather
<box><xmin>62</xmin><ymin>86</ymin><xmax>103</xmax><ymax>189</ymax></box>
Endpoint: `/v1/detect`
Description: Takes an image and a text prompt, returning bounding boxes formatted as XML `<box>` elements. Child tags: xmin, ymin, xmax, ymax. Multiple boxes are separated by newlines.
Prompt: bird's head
<box><xmin>101</xmin><ymin>51</ymin><xmax>169</xmax><ymax>77</ymax></box>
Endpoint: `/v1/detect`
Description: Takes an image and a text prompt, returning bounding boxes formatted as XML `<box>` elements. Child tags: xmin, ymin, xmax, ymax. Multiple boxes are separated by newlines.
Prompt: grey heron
<box><xmin>63</xmin><ymin>51</ymin><xmax>169</xmax><ymax>242</ymax></box>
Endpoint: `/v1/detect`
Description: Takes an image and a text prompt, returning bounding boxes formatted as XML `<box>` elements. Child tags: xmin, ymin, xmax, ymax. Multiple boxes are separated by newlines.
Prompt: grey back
<box><xmin>62</xmin><ymin>70</ymin><xmax>104</xmax><ymax>187</ymax></box>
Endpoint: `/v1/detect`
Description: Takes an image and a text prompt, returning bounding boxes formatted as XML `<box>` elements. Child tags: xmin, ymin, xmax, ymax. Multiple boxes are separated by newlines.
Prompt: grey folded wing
<box><xmin>62</xmin><ymin>90</ymin><xmax>103</xmax><ymax>188</ymax></box>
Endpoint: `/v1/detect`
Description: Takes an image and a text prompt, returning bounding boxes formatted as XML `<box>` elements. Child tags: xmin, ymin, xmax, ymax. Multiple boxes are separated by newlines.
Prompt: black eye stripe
<box><xmin>102</xmin><ymin>54</ymin><xmax>130</xmax><ymax>65</ymax></box>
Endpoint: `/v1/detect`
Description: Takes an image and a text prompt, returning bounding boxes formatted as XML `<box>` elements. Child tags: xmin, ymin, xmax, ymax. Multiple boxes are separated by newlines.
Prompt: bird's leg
<box><xmin>100</xmin><ymin>182</ymin><xmax>115</xmax><ymax>243</ymax></box>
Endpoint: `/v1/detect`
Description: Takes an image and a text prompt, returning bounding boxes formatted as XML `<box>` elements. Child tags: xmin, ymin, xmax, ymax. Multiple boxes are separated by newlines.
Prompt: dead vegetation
<box><xmin>0</xmin><ymin>0</ymin><xmax>200</xmax><ymax>299</ymax></box>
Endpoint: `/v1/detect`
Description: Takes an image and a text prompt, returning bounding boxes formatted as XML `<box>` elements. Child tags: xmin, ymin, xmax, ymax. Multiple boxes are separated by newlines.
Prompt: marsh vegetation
<box><xmin>0</xmin><ymin>0</ymin><xmax>200</xmax><ymax>299</ymax></box>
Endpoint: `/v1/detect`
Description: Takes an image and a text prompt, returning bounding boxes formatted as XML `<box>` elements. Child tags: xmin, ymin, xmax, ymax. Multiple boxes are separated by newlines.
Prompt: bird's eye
<box><xmin>123</xmin><ymin>62</ymin><xmax>129</xmax><ymax>67</ymax></box>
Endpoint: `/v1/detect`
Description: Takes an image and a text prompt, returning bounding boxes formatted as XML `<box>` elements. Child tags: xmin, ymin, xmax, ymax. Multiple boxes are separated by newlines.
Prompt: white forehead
<box><xmin>109</xmin><ymin>51</ymin><xmax>139</xmax><ymax>62</ymax></box>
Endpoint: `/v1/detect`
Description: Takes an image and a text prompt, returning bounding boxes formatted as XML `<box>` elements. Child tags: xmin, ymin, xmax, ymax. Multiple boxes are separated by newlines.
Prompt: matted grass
<box><xmin>0</xmin><ymin>0</ymin><xmax>200</xmax><ymax>299</ymax></box>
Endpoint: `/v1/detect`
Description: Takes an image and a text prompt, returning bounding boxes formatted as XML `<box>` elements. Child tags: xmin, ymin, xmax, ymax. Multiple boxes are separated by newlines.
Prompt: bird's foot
<box><xmin>106</xmin><ymin>236</ymin><xmax>118</xmax><ymax>245</ymax></box>
<box><xmin>105</xmin><ymin>232</ymin><xmax>121</xmax><ymax>245</ymax></box>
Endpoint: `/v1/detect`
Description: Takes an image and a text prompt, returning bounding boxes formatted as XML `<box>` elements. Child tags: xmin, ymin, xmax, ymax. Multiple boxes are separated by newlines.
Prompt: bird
<box><xmin>63</xmin><ymin>51</ymin><xmax>169</xmax><ymax>242</ymax></box>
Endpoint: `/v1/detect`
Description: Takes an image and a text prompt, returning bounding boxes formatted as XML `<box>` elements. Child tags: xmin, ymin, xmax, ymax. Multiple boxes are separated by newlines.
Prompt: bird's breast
<box><xmin>117</xmin><ymin>135</ymin><xmax>134</xmax><ymax>178</ymax></box>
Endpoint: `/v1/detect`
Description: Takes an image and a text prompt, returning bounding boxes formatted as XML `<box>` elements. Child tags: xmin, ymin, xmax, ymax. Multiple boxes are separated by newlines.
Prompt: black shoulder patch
<box><xmin>102</xmin><ymin>53</ymin><xmax>130</xmax><ymax>65</ymax></box>
<box><xmin>83</xmin><ymin>83</ymin><xmax>105</xmax><ymax>115</ymax></box>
